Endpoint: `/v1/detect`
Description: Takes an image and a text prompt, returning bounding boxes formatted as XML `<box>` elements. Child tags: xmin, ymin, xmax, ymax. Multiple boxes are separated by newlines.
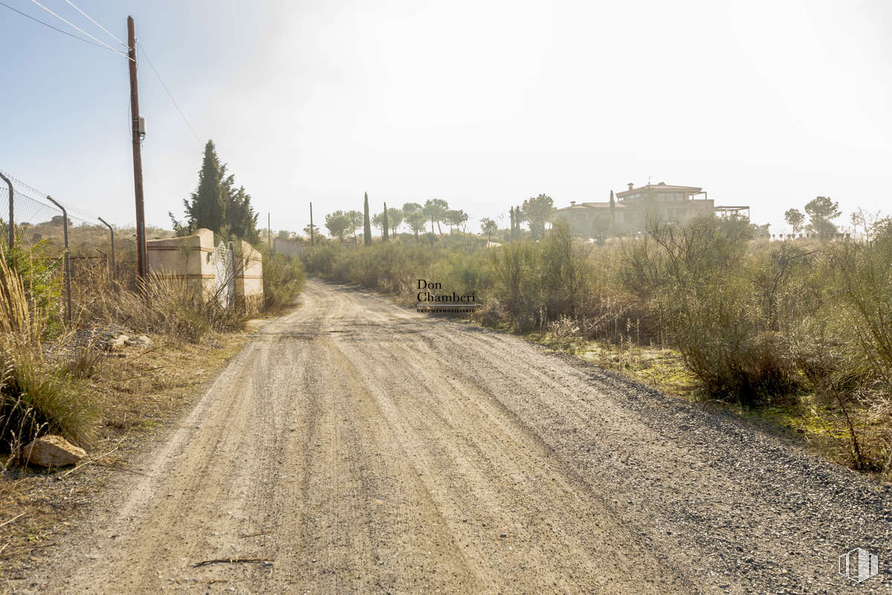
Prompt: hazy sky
<box><xmin>1</xmin><ymin>0</ymin><xmax>890</xmax><ymax>235</ymax></box>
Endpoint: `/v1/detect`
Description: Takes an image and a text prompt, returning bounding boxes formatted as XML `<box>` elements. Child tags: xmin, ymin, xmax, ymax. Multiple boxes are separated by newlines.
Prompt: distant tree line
<box><xmin>784</xmin><ymin>196</ymin><xmax>841</xmax><ymax>241</ymax></box>
<box><xmin>322</xmin><ymin>197</ymin><xmax>475</xmax><ymax>243</ymax></box>
<box><xmin>319</xmin><ymin>194</ymin><xmax>555</xmax><ymax>244</ymax></box>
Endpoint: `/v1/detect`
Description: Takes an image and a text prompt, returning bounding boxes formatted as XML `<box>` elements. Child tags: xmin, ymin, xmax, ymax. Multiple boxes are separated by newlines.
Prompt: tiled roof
<box><xmin>616</xmin><ymin>183</ymin><xmax>702</xmax><ymax>198</ymax></box>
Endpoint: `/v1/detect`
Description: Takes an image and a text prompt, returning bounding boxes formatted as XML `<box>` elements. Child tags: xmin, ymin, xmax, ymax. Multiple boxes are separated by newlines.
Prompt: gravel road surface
<box><xmin>20</xmin><ymin>279</ymin><xmax>892</xmax><ymax>593</ymax></box>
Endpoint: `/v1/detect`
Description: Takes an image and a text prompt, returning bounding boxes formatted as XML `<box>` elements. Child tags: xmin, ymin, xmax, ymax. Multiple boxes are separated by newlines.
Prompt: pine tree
<box><xmin>522</xmin><ymin>194</ymin><xmax>554</xmax><ymax>240</ymax></box>
<box><xmin>363</xmin><ymin>193</ymin><xmax>372</xmax><ymax>245</ymax></box>
<box><xmin>382</xmin><ymin>202</ymin><xmax>389</xmax><ymax>242</ymax></box>
<box><xmin>402</xmin><ymin>203</ymin><xmax>425</xmax><ymax>240</ymax></box>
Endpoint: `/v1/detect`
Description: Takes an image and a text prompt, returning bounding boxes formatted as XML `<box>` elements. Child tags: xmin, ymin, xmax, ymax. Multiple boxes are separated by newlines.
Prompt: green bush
<box><xmin>263</xmin><ymin>252</ymin><xmax>306</xmax><ymax>313</ymax></box>
<box><xmin>3</xmin><ymin>241</ymin><xmax>62</xmax><ymax>329</ymax></box>
<box><xmin>0</xmin><ymin>246</ymin><xmax>97</xmax><ymax>453</ymax></box>
<box><xmin>489</xmin><ymin>242</ymin><xmax>536</xmax><ymax>329</ymax></box>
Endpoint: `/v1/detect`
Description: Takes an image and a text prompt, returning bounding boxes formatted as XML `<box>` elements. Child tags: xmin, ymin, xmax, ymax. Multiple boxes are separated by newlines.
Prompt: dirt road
<box><xmin>21</xmin><ymin>280</ymin><xmax>892</xmax><ymax>593</ymax></box>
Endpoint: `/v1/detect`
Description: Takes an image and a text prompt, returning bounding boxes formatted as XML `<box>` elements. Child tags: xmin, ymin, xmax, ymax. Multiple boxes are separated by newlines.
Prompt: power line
<box><xmin>25</xmin><ymin>0</ymin><xmax>131</xmax><ymax>59</ymax></box>
<box><xmin>137</xmin><ymin>40</ymin><xmax>202</xmax><ymax>146</ymax></box>
<box><xmin>0</xmin><ymin>0</ymin><xmax>109</xmax><ymax>51</ymax></box>
<box><xmin>63</xmin><ymin>0</ymin><xmax>126</xmax><ymax>48</ymax></box>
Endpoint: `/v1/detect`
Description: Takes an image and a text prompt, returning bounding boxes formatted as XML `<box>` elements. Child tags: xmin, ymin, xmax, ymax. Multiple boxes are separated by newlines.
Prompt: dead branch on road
<box><xmin>0</xmin><ymin>512</ymin><xmax>25</xmax><ymax>529</ymax></box>
<box><xmin>58</xmin><ymin>437</ymin><xmax>127</xmax><ymax>480</ymax></box>
<box><xmin>192</xmin><ymin>557</ymin><xmax>273</xmax><ymax>568</ymax></box>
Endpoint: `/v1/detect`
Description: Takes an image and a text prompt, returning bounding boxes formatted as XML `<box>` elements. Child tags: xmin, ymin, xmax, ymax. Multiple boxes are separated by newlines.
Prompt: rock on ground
<box><xmin>124</xmin><ymin>335</ymin><xmax>153</xmax><ymax>348</ymax></box>
<box><xmin>23</xmin><ymin>435</ymin><xmax>86</xmax><ymax>467</ymax></box>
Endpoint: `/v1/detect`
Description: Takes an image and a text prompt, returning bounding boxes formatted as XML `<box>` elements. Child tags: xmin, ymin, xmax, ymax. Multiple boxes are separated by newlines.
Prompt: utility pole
<box><xmin>267</xmin><ymin>212</ymin><xmax>272</xmax><ymax>251</ymax></box>
<box><xmin>128</xmin><ymin>16</ymin><xmax>147</xmax><ymax>285</ymax></box>
<box><xmin>309</xmin><ymin>202</ymin><xmax>314</xmax><ymax>246</ymax></box>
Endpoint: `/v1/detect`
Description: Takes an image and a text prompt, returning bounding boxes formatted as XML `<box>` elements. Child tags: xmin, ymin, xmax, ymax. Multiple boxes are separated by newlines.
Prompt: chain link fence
<box><xmin>0</xmin><ymin>171</ymin><xmax>143</xmax><ymax>320</ymax></box>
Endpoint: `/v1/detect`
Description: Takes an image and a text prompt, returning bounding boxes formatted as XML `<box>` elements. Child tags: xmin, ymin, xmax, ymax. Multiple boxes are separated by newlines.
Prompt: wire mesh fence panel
<box><xmin>8</xmin><ymin>191</ymin><xmax>67</xmax><ymax>253</ymax></box>
<box><xmin>0</xmin><ymin>170</ymin><xmax>149</xmax><ymax>321</ymax></box>
<box><xmin>0</xmin><ymin>185</ymin><xmax>66</xmax><ymax>304</ymax></box>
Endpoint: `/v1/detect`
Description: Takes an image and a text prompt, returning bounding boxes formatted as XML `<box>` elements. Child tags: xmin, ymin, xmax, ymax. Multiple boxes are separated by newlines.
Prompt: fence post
<box><xmin>97</xmin><ymin>217</ymin><xmax>116</xmax><ymax>281</ymax></box>
<box><xmin>45</xmin><ymin>196</ymin><xmax>72</xmax><ymax>323</ymax></box>
<box><xmin>228</xmin><ymin>240</ymin><xmax>237</xmax><ymax>307</ymax></box>
<box><xmin>0</xmin><ymin>172</ymin><xmax>12</xmax><ymax>248</ymax></box>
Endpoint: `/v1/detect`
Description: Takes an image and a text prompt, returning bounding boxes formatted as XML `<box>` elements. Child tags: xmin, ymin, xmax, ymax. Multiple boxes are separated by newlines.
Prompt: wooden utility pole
<box><xmin>128</xmin><ymin>16</ymin><xmax>147</xmax><ymax>284</ymax></box>
<box><xmin>267</xmin><ymin>212</ymin><xmax>272</xmax><ymax>251</ymax></box>
<box><xmin>309</xmin><ymin>202</ymin><xmax>314</xmax><ymax>246</ymax></box>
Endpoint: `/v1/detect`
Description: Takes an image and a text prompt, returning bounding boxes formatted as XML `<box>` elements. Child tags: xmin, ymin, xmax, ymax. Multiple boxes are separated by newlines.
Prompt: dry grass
<box><xmin>94</xmin><ymin>335</ymin><xmax>245</xmax><ymax>431</ymax></box>
<box><xmin>0</xmin><ymin>247</ymin><xmax>98</xmax><ymax>455</ymax></box>
<box><xmin>0</xmin><ymin>330</ymin><xmax>248</xmax><ymax>581</ymax></box>
<box><xmin>0</xmin><ymin>247</ymin><xmax>247</xmax><ymax>460</ymax></box>
<box><xmin>77</xmin><ymin>268</ymin><xmax>247</xmax><ymax>343</ymax></box>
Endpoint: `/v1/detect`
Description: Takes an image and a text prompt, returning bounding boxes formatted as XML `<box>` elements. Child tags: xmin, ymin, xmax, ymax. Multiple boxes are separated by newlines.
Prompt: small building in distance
<box><xmin>553</xmin><ymin>182</ymin><xmax>750</xmax><ymax>237</ymax></box>
<box><xmin>273</xmin><ymin>236</ymin><xmax>304</xmax><ymax>259</ymax></box>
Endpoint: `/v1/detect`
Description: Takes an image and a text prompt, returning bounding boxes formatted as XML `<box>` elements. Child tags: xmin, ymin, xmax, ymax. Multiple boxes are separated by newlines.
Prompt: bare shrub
<box><xmin>643</xmin><ymin>216</ymin><xmax>798</xmax><ymax>405</ymax></box>
<box><xmin>549</xmin><ymin>315</ymin><xmax>579</xmax><ymax>339</ymax></box>
<box><xmin>84</xmin><ymin>272</ymin><xmax>245</xmax><ymax>343</ymax></box>
<box><xmin>490</xmin><ymin>242</ymin><xmax>535</xmax><ymax>329</ymax></box>
<box><xmin>829</xmin><ymin>235</ymin><xmax>892</xmax><ymax>387</ymax></box>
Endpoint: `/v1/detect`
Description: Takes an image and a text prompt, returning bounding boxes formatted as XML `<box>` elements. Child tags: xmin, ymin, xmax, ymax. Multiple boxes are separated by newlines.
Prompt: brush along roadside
<box><xmin>526</xmin><ymin>329</ymin><xmax>892</xmax><ymax>482</ymax></box>
<box><xmin>0</xmin><ymin>330</ymin><xmax>248</xmax><ymax>581</ymax></box>
<box><xmin>0</xmin><ymin>241</ymin><xmax>259</xmax><ymax>579</ymax></box>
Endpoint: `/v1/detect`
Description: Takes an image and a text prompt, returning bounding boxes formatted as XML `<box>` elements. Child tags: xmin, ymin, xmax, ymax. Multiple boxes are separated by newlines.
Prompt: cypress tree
<box><xmin>221</xmin><ymin>175</ymin><xmax>259</xmax><ymax>243</ymax></box>
<box><xmin>173</xmin><ymin>140</ymin><xmax>259</xmax><ymax>242</ymax></box>
<box><xmin>609</xmin><ymin>190</ymin><xmax>616</xmax><ymax>229</ymax></box>
<box><xmin>382</xmin><ymin>202</ymin><xmax>389</xmax><ymax>242</ymax></box>
<box><xmin>181</xmin><ymin>140</ymin><xmax>226</xmax><ymax>234</ymax></box>
<box><xmin>363</xmin><ymin>192</ymin><xmax>372</xmax><ymax>245</ymax></box>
